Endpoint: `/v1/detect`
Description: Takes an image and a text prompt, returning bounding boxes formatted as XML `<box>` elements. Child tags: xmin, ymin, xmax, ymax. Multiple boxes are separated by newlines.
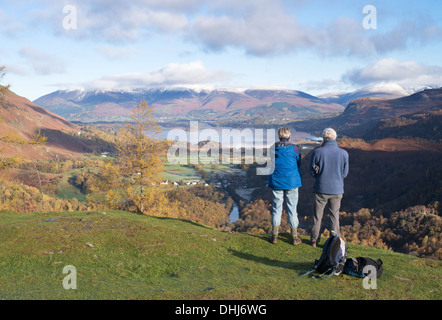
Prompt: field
<box><xmin>162</xmin><ymin>162</ymin><xmax>241</xmax><ymax>183</ymax></box>
<box><xmin>0</xmin><ymin>210</ymin><xmax>440</xmax><ymax>300</ymax></box>
<box><xmin>162</xmin><ymin>163</ymin><xmax>201</xmax><ymax>182</ymax></box>
<box><xmin>56</xmin><ymin>169</ymin><xmax>88</xmax><ymax>202</ymax></box>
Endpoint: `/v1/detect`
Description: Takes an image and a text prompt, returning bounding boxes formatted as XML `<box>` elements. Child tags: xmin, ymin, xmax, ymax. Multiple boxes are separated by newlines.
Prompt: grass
<box><xmin>162</xmin><ymin>163</ymin><xmax>242</xmax><ymax>183</ymax></box>
<box><xmin>0</xmin><ymin>209</ymin><xmax>440</xmax><ymax>300</ymax></box>
<box><xmin>162</xmin><ymin>163</ymin><xmax>201</xmax><ymax>182</ymax></box>
<box><xmin>56</xmin><ymin>170</ymin><xmax>87</xmax><ymax>202</ymax></box>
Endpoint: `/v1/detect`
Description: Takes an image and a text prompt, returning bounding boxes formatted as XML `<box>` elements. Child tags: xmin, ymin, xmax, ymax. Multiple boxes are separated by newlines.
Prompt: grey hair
<box><xmin>322</xmin><ymin>128</ymin><xmax>337</xmax><ymax>141</ymax></box>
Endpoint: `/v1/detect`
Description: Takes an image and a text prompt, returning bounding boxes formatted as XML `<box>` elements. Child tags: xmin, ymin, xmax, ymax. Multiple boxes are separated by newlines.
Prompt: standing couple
<box><xmin>268</xmin><ymin>127</ymin><xmax>349</xmax><ymax>246</ymax></box>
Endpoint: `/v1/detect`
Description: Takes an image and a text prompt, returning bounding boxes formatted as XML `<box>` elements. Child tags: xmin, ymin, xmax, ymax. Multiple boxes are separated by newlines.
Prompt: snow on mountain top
<box><xmin>53</xmin><ymin>85</ymin><xmax>295</xmax><ymax>95</ymax></box>
<box><xmin>358</xmin><ymin>83</ymin><xmax>413</xmax><ymax>96</ymax></box>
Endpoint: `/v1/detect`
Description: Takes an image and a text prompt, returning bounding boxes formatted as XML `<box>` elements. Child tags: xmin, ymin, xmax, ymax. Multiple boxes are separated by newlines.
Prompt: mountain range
<box><xmin>33</xmin><ymin>83</ymin><xmax>426</xmax><ymax>123</ymax></box>
<box><xmin>2</xmin><ymin>82</ymin><xmax>440</xmax><ymax>161</ymax></box>
<box><xmin>33</xmin><ymin>86</ymin><xmax>349</xmax><ymax>122</ymax></box>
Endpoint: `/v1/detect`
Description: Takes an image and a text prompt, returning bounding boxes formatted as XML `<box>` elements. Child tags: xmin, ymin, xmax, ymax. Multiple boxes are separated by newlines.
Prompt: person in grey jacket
<box><xmin>309</xmin><ymin>128</ymin><xmax>349</xmax><ymax>247</ymax></box>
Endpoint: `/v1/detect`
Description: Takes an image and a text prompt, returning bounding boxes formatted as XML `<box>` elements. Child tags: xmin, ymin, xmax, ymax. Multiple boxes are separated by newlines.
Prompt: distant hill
<box><xmin>294</xmin><ymin>87</ymin><xmax>442</xmax><ymax>141</ymax></box>
<box><xmin>319</xmin><ymin>83</ymin><xmax>413</xmax><ymax>107</ymax></box>
<box><xmin>0</xmin><ymin>89</ymin><xmax>97</xmax><ymax>159</ymax></box>
<box><xmin>33</xmin><ymin>87</ymin><xmax>344</xmax><ymax>122</ymax></box>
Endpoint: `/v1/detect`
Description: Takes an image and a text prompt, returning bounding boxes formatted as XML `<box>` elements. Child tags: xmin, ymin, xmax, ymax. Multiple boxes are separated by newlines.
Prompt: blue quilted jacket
<box><xmin>268</xmin><ymin>140</ymin><xmax>302</xmax><ymax>190</ymax></box>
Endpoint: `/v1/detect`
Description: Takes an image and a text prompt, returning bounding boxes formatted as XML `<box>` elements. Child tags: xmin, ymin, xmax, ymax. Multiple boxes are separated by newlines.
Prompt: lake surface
<box><xmin>229</xmin><ymin>203</ymin><xmax>239</xmax><ymax>224</ymax></box>
<box><xmin>153</xmin><ymin>124</ymin><xmax>318</xmax><ymax>149</ymax></box>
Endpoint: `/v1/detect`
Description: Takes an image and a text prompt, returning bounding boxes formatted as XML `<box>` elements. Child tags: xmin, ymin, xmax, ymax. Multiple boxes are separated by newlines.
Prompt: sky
<box><xmin>1</xmin><ymin>0</ymin><xmax>442</xmax><ymax>100</ymax></box>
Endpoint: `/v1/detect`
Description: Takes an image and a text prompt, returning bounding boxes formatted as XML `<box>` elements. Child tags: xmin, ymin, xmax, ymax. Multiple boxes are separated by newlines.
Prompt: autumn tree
<box><xmin>0</xmin><ymin>65</ymin><xmax>10</xmax><ymax>96</ymax></box>
<box><xmin>115</xmin><ymin>99</ymin><xmax>168</xmax><ymax>214</ymax></box>
<box><xmin>31</xmin><ymin>129</ymin><xmax>48</xmax><ymax>145</ymax></box>
<box><xmin>86</xmin><ymin>161</ymin><xmax>123</xmax><ymax>209</ymax></box>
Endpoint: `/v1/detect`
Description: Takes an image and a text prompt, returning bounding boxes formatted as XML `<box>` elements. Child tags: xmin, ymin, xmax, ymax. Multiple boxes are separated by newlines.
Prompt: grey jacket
<box><xmin>310</xmin><ymin>140</ymin><xmax>349</xmax><ymax>194</ymax></box>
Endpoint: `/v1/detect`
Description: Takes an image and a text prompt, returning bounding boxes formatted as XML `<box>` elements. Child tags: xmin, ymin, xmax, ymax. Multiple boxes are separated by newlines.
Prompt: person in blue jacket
<box><xmin>268</xmin><ymin>127</ymin><xmax>302</xmax><ymax>245</ymax></box>
<box><xmin>309</xmin><ymin>128</ymin><xmax>349</xmax><ymax>247</ymax></box>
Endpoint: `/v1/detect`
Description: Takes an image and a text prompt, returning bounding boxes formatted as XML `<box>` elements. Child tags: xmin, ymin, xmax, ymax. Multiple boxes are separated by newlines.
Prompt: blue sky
<box><xmin>1</xmin><ymin>0</ymin><xmax>442</xmax><ymax>100</ymax></box>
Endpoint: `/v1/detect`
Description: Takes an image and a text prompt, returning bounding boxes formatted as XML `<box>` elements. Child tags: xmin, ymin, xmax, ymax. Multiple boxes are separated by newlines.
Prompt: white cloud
<box><xmin>19</xmin><ymin>46</ymin><xmax>66</xmax><ymax>75</ymax></box>
<box><xmin>191</xmin><ymin>6</ymin><xmax>311</xmax><ymax>55</ymax></box>
<box><xmin>369</xmin><ymin>20</ymin><xmax>442</xmax><ymax>54</ymax></box>
<box><xmin>82</xmin><ymin>61</ymin><xmax>231</xmax><ymax>90</ymax></box>
<box><xmin>189</xmin><ymin>0</ymin><xmax>329</xmax><ymax>56</ymax></box>
<box><xmin>313</xmin><ymin>17</ymin><xmax>377</xmax><ymax>57</ymax></box>
<box><xmin>25</xmin><ymin>0</ymin><xmax>442</xmax><ymax>57</ymax></box>
<box><xmin>57</xmin><ymin>2</ymin><xmax>189</xmax><ymax>42</ymax></box>
<box><xmin>343</xmin><ymin>58</ymin><xmax>442</xmax><ymax>89</ymax></box>
<box><xmin>4</xmin><ymin>64</ymin><xmax>28</xmax><ymax>76</ymax></box>
<box><xmin>190</xmin><ymin>5</ymin><xmax>441</xmax><ymax>57</ymax></box>
<box><xmin>0</xmin><ymin>9</ymin><xmax>25</xmax><ymax>37</ymax></box>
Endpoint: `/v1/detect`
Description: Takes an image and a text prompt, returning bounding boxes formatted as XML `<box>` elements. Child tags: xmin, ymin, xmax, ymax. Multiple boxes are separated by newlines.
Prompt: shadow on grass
<box><xmin>153</xmin><ymin>216</ymin><xmax>213</xmax><ymax>229</ymax></box>
<box><xmin>248</xmin><ymin>232</ymin><xmax>317</xmax><ymax>247</ymax></box>
<box><xmin>109</xmin><ymin>211</ymin><xmax>214</xmax><ymax>230</ymax></box>
<box><xmin>228</xmin><ymin>249</ymin><xmax>312</xmax><ymax>273</ymax></box>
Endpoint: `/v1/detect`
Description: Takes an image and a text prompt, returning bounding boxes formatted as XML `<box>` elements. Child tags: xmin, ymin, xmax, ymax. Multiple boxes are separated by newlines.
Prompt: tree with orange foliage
<box><xmin>0</xmin><ymin>65</ymin><xmax>10</xmax><ymax>95</ymax></box>
<box><xmin>115</xmin><ymin>99</ymin><xmax>168</xmax><ymax>214</ymax></box>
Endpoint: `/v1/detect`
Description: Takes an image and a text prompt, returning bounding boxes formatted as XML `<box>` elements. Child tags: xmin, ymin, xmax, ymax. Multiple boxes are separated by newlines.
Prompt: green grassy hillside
<box><xmin>0</xmin><ymin>210</ymin><xmax>440</xmax><ymax>300</ymax></box>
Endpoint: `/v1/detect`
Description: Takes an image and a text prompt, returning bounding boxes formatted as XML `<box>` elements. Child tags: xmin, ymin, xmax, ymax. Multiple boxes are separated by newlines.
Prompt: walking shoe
<box><xmin>292</xmin><ymin>237</ymin><xmax>302</xmax><ymax>246</ymax></box>
<box><xmin>269</xmin><ymin>235</ymin><xmax>278</xmax><ymax>244</ymax></box>
<box><xmin>291</xmin><ymin>228</ymin><xmax>301</xmax><ymax>245</ymax></box>
<box><xmin>310</xmin><ymin>239</ymin><xmax>318</xmax><ymax>247</ymax></box>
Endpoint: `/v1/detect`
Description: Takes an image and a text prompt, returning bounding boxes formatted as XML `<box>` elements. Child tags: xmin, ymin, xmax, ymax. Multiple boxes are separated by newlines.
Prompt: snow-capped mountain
<box><xmin>319</xmin><ymin>83</ymin><xmax>416</xmax><ymax>106</ymax></box>
<box><xmin>33</xmin><ymin>83</ymin><xmax>428</xmax><ymax>123</ymax></box>
<box><xmin>33</xmin><ymin>86</ymin><xmax>344</xmax><ymax>122</ymax></box>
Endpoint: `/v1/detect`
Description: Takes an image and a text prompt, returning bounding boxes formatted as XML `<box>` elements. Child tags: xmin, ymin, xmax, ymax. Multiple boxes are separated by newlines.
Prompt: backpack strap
<box><xmin>297</xmin><ymin>268</ymin><xmax>316</xmax><ymax>278</ymax></box>
<box><xmin>313</xmin><ymin>264</ymin><xmax>338</xmax><ymax>281</ymax></box>
<box><xmin>313</xmin><ymin>266</ymin><xmax>333</xmax><ymax>279</ymax></box>
<box><xmin>320</xmin><ymin>269</ymin><xmax>337</xmax><ymax>281</ymax></box>
<box><xmin>297</xmin><ymin>238</ymin><xmax>333</xmax><ymax>278</ymax></box>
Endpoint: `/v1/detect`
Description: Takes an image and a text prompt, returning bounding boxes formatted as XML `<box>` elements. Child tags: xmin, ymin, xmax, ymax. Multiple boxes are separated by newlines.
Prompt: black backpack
<box><xmin>298</xmin><ymin>233</ymin><xmax>347</xmax><ymax>281</ymax></box>
<box><xmin>343</xmin><ymin>257</ymin><xmax>383</xmax><ymax>279</ymax></box>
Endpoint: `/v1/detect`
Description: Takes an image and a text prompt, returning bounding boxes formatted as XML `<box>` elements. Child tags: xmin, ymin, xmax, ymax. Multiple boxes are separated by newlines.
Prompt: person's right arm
<box><xmin>310</xmin><ymin>150</ymin><xmax>319</xmax><ymax>177</ymax></box>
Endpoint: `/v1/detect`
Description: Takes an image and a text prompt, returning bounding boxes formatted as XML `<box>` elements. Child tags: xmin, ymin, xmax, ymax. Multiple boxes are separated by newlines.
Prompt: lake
<box><xmin>229</xmin><ymin>203</ymin><xmax>239</xmax><ymax>224</ymax></box>
<box><xmin>153</xmin><ymin>124</ymin><xmax>318</xmax><ymax>149</ymax></box>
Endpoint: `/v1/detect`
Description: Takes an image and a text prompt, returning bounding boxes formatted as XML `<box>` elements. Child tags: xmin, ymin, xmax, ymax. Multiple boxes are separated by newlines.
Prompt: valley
<box><xmin>1</xmin><ymin>85</ymin><xmax>441</xmax><ymax>262</ymax></box>
<box><xmin>2</xmin><ymin>0</ymin><xmax>442</xmax><ymax>303</ymax></box>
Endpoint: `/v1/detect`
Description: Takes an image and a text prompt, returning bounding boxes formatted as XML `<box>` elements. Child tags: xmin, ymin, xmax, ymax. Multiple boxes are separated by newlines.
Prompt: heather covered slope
<box><xmin>0</xmin><ymin>89</ymin><xmax>107</xmax><ymax>159</ymax></box>
<box><xmin>294</xmin><ymin>87</ymin><xmax>442</xmax><ymax>141</ymax></box>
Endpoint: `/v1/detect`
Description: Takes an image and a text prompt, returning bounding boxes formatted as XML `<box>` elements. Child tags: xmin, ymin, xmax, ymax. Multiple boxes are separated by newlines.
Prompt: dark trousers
<box><xmin>311</xmin><ymin>193</ymin><xmax>343</xmax><ymax>243</ymax></box>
